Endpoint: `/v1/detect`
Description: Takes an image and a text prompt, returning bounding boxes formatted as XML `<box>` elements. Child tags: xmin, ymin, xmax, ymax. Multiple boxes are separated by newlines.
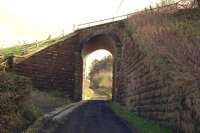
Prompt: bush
<box><xmin>126</xmin><ymin>8</ymin><xmax>200</xmax><ymax>133</ymax></box>
<box><xmin>0</xmin><ymin>72</ymin><xmax>40</xmax><ymax>133</ymax></box>
<box><xmin>0</xmin><ymin>71</ymin><xmax>71</xmax><ymax>133</ymax></box>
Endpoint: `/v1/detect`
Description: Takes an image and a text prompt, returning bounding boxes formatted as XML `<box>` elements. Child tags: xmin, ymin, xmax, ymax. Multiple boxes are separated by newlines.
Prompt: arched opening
<box><xmin>82</xmin><ymin>49</ymin><xmax>113</xmax><ymax>100</ymax></box>
<box><xmin>81</xmin><ymin>34</ymin><xmax>116</xmax><ymax>100</ymax></box>
<box><xmin>73</xmin><ymin>32</ymin><xmax>122</xmax><ymax>101</ymax></box>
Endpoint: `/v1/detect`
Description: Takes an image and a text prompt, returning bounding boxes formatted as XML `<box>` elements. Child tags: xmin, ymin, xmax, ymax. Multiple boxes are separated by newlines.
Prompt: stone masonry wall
<box><xmin>119</xmin><ymin>37</ymin><xmax>176</xmax><ymax>127</ymax></box>
<box><xmin>118</xmin><ymin>30</ymin><xmax>200</xmax><ymax>132</ymax></box>
<box><xmin>14</xmin><ymin>35</ymin><xmax>78</xmax><ymax>98</ymax></box>
<box><xmin>13</xmin><ymin>21</ymin><xmax>125</xmax><ymax>100</ymax></box>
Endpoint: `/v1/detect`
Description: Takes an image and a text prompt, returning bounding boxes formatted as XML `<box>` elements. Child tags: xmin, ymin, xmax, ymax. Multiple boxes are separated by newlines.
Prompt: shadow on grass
<box><xmin>108</xmin><ymin>102</ymin><xmax>173</xmax><ymax>133</ymax></box>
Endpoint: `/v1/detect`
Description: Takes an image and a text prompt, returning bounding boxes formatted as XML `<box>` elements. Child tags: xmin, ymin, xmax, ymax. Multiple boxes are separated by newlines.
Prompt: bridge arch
<box><xmin>74</xmin><ymin>31</ymin><xmax>122</xmax><ymax>101</ymax></box>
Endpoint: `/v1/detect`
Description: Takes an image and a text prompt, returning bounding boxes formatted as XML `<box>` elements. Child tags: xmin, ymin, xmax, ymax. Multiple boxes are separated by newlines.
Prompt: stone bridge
<box><xmin>14</xmin><ymin>19</ymin><xmax>127</xmax><ymax>101</ymax></box>
<box><xmin>13</xmin><ymin>4</ymin><xmax>200</xmax><ymax>131</ymax></box>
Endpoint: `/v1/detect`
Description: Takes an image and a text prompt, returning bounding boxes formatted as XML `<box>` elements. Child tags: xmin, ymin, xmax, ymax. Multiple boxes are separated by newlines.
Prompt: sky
<box><xmin>0</xmin><ymin>0</ymin><xmax>160</xmax><ymax>48</ymax></box>
<box><xmin>85</xmin><ymin>49</ymin><xmax>112</xmax><ymax>76</ymax></box>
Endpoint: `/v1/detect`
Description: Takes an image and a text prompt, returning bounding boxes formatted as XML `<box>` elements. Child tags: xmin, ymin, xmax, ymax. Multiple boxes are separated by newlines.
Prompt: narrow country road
<box><xmin>55</xmin><ymin>100</ymin><xmax>133</xmax><ymax>133</ymax></box>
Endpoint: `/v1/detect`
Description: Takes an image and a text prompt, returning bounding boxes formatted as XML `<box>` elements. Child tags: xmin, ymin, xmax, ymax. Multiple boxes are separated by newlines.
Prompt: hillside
<box><xmin>0</xmin><ymin>72</ymin><xmax>71</xmax><ymax>133</ymax></box>
<box><xmin>127</xmin><ymin>8</ymin><xmax>200</xmax><ymax>84</ymax></box>
<box><xmin>119</xmin><ymin>7</ymin><xmax>200</xmax><ymax>132</ymax></box>
<box><xmin>0</xmin><ymin>32</ymin><xmax>76</xmax><ymax>58</ymax></box>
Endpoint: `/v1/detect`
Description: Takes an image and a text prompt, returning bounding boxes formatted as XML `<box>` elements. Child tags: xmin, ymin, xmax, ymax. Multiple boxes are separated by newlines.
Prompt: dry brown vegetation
<box><xmin>128</xmin><ymin>8</ymin><xmax>200</xmax><ymax>79</ymax></box>
<box><xmin>0</xmin><ymin>72</ymin><xmax>34</xmax><ymax>132</ymax></box>
<box><xmin>0</xmin><ymin>72</ymin><xmax>70</xmax><ymax>133</ymax></box>
<box><xmin>126</xmin><ymin>7</ymin><xmax>200</xmax><ymax>132</ymax></box>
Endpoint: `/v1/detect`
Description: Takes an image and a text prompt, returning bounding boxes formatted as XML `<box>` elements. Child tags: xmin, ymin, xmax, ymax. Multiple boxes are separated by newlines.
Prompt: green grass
<box><xmin>109</xmin><ymin>102</ymin><xmax>173</xmax><ymax>133</ymax></box>
<box><xmin>0</xmin><ymin>39</ymin><xmax>55</xmax><ymax>57</ymax></box>
<box><xmin>0</xmin><ymin>36</ymin><xmax>63</xmax><ymax>57</ymax></box>
<box><xmin>0</xmin><ymin>72</ymin><xmax>71</xmax><ymax>132</ymax></box>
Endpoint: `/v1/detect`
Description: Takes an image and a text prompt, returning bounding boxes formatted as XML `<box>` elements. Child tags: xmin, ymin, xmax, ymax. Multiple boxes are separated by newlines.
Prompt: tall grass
<box><xmin>126</xmin><ymin>7</ymin><xmax>200</xmax><ymax>132</ymax></box>
<box><xmin>0</xmin><ymin>36</ymin><xmax>61</xmax><ymax>57</ymax></box>
<box><xmin>109</xmin><ymin>102</ymin><xmax>173</xmax><ymax>133</ymax></box>
<box><xmin>0</xmin><ymin>72</ymin><xmax>71</xmax><ymax>133</ymax></box>
<box><xmin>128</xmin><ymin>8</ymin><xmax>200</xmax><ymax>81</ymax></box>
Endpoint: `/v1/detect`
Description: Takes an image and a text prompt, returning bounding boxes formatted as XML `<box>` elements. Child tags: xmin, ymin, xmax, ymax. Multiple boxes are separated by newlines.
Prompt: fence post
<box><xmin>35</xmin><ymin>40</ymin><xmax>38</xmax><ymax>48</ymax></box>
<box><xmin>150</xmin><ymin>5</ymin><xmax>153</xmax><ymax>14</ymax></box>
<box><xmin>73</xmin><ymin>24</ymin><xmax>76</xmax><ymax>31</ymax></box>
<box><xmin>62</xmin><ymin>30</ymin><xmax>64</xmax><ymax>37</ymax></box>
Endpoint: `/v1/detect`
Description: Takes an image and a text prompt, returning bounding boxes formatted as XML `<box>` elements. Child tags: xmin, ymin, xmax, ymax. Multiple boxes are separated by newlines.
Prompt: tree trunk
<box><xmin>197</xmin><ymin>0</ymin><xmax>200</xmax><ymax>7</ymax></box>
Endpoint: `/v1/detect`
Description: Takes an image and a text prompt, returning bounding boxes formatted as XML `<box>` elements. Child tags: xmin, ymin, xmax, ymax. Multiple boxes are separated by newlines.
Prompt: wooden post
<box><xmin>150</xmin><ymin>5</ymin><xmax>153</xmax><ymax>14</ymax></box>
<box><xmin>73</xmin><ymin>24</ymin><xmax>76</xmax><ymax>31</ymax></box>
<box><xmin>62</xmin><ymin>30</ymin><xmax>64</xmax><ymax>37</ymax></box>
<box><xmin>35</xmin><ymin>40</ymin><xmax>38</xmax><ymax>48</ymax></box>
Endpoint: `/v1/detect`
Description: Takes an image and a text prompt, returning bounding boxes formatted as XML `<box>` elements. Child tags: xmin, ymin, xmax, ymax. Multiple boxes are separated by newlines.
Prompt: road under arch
<box><xmin>74</xmin><ymin>33</ymin><xmax>122</xmax><ymax>101</ymax></box>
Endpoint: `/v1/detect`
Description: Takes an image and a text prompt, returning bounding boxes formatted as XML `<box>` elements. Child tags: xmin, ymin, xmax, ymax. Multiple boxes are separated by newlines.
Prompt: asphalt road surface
<box><xmin>55</xmin><ymin>100</ymin><xmax>133</xmax><ymax>133</ymax></box>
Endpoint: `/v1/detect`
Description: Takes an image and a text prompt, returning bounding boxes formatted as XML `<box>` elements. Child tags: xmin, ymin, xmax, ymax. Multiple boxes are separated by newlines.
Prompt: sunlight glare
<box><xmin>85</xmin><ymin>49</ymin><xmax>112</xmax><ymax>77</ymax></box>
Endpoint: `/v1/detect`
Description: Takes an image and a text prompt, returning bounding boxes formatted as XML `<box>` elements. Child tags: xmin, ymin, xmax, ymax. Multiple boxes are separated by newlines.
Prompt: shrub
<box><xmin>0</xmin><ymin>72</ymin><xmax>40</xmax><ymax>133</ymax></box>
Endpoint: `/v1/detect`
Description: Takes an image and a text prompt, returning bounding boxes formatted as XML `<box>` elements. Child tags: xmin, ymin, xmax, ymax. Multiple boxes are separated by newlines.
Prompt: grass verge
<box><xmin>0</xmin><ymin>71</ymin><xmax>71</xmax><ymax>133</ymax></box>
<box><xmin>108</xmin><ymin>102</ymin><xmax>173</xmax><ymax>133</ymax></box>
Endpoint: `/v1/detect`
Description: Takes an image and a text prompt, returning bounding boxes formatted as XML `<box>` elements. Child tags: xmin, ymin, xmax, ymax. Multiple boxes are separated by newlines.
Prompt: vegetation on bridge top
<box><xmin>126</xmin><ymin>7</ymin><xmax>200</xmax><ymax>76</ymax></box>
<box><xmin>125</xmin><ymin>7</ymin><xmax>200</xmax><ymax>132</ymax></box>
<box><xmin>0</xmin><ymin>37</ymin><xmax>55</xmax><ymax>57</ymax></box>
<box><xmin>0</xmin><ymin>32</ymin><xmax>76</xmax><ymax>58</ymax></box>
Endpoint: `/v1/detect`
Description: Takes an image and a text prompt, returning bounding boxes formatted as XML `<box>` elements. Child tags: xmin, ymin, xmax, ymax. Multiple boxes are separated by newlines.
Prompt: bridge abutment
<box><xmin>73</xmin><ymin>51</ymin><xmax>83</xmax><ymax>101</ymax></box>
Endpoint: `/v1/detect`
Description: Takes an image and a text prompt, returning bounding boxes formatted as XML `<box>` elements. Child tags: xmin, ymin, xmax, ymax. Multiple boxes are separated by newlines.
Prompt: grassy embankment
<box><xmin>118</xmin><ymin>7</ymin><xmax>200</xmax><ymax>133</ymax></box>
<box><xmin>127</xmin><ymin>8</ymin><xmax>200</xmax><ymax>80</ymax></box>
<box><xmin>0</xmin><ymin>34</ymin><xmax>70</xmax><ymax>57</ymax></box>
<box><xmin>0</xmin><ymin>27</ymin><xmax>75</xmax><ymax>133</ymax></box>
<box><xmin>0</xmin><ymin>72</ymin><xmax>70</xmax><ymax>133</ymax></box>
<box><xmin>109</xmin><ymin>102</ymin><xmax>173</xmax><ymax>133</ymax></box>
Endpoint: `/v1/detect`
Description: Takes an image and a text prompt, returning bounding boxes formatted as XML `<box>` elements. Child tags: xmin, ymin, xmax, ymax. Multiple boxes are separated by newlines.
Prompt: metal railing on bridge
<box><xmin>73</xmin><ymin>0</ymin><xmax>195</xmax><ymax>31</ymax></box>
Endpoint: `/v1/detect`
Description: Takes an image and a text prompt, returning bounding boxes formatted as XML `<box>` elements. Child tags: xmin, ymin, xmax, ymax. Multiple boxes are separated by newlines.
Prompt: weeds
<box><xmin>109</xmin><ymin>102</ymin><xmax>173</xmax><ymax>133</ymax></box>
<box><xmin>125</xmin><ymin>6</ymin><xmax>200</xmax><ymax>133</ymax></box>
<box><xmin>128</xmin><ymin>8</ymin><xmax>200</xmax><ymax>81</ymax></box>
<box><xmin>0</xmin><ymin>72</ymin><xmax>71</xmax><ymax>133</ymax></box>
